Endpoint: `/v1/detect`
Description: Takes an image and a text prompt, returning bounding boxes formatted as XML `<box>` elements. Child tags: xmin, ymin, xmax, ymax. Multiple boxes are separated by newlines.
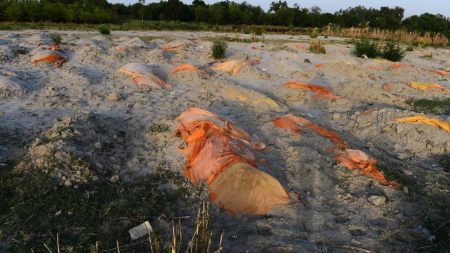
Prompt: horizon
<box><xmin>107</xmin><ymin>0</ymin><xmax>450</xmax><ymax>18</ymax></box>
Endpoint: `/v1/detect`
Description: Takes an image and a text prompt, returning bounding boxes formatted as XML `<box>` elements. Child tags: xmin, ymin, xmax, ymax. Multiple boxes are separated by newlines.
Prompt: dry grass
<box><xmin>309</xmin><ymin>39</ymin><xmax>326</xmax><ymax>54</ymax></box>
<box><xmin>323</xmin><ymin>26</ymin><xmax>449</xmax><ymax>46</ymax></box>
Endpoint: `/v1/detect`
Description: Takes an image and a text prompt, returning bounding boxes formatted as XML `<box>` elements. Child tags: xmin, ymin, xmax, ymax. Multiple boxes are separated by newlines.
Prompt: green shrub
<box><xmin>253</xmin><ymin>27</ymin><xmax>264</xmax><ymax>36</ymax></box>
<box><xmin>309</xmin><ymin>39</ymin><xmax>326</xmax><ymax>54</ymax></box>
<box><xmin>406</xmin><ymin>45</ymin><xmax>414</xmax><ymax>51</ymax></box>
<box><xmin>354</xmin><ymin>39</ymin><xmax>379</xmax><ymax>58</ymax></box>
<box><xmin>309</xmin><ymin>31</ymin><xmax>318</xmax><ymax>39</ymax></box>
<box><xmin>211</xmin><ymin>39</ymin><xmax>228</xmax><ymax>59</ymax></box>
<box><xmin>98</xmin><ymin>26</ymin><xmax>110</xmax><ymax>35</ymax></box>
<box><xmin>382</xmin><ymin>41</ymin><xmax>405</xmax><ymax>61</ymax></box>
<box><xmin>50</xmin><ymin>33</ymin><xmax>61</xmax><ymax>44</ymax></box>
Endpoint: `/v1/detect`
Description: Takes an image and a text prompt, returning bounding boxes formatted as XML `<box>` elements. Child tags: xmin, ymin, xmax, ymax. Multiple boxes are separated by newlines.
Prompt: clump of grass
<box><xmin>211</xmin><ymin>39</ymin><xmax>228</xmax><ymax>59</ymax></box>
<box><xmin>98</xmin><ymin>26</ymin><xmax>110</xmax><ymax>35</ymax></box>
<box><xmin>253</xmin><ymin>27</ymin><xmax>264</xmax><ymax>36</ymax></box>
<box><xmin>406</xmin><ymin>45</ymin><xmax>414</xmax><ymax>51</ymax></box>
<box><xmin>406</xmin><ymin>98</ymin><xmax>450</xmax><ymax>115</ymax></box>
<box><xmin>50</xmin><ymin>33</ymin><xmax>62</xmax><ymax>44</ymax></box>
<box><xmin>150</xmin><ymin>123</ymin><xmax>171</xmax><ymax>133</ymax></box>
<box><xmin>381</xmin><ymin>41</ymin><xmax>405</xmax><ymax>62</ymax></box>
<box><xmin>354</xmin><ymin>39</ymin><xmax>379</xmax><ymax>58</ymax></box>
<box><xmin>309</xmin><ymin>39</ymin><xmax>326</xmax><ymax>54</ymax></box>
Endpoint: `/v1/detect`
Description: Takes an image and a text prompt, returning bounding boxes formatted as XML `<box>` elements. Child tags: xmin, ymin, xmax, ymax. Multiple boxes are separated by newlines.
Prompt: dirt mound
<box><xmin>15</xmin><ymin>113</ymin><xmax>128</xmax><ymax>186</ymax></box>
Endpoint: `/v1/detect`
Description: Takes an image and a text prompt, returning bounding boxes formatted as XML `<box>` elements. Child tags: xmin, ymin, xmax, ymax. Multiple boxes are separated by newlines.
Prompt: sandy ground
<box><xmin>0</xmin><ymin>30</ymin><xmax>449</xmax><ymax>252</ymax></box>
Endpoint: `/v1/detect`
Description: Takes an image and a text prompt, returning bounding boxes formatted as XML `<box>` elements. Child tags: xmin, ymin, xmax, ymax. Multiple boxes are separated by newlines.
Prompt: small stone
<box><xmin>332</xmin><ymin>113</ymin><xmax>341</xmax><ymax>120</ymax></box>
<box><xmin>403</xmin><ymin>187</ymin><xmax>409</xmax><ymax>194</ymax></box>
<box><xmin>403</xmin><ymin>169</ymin><xmax>413</xmax><ymax>176</ymax></box>
<box><xmin>107</xmin><ymin>92</ymin><xmax>122</xmax><ymax>102</ymax></box>
<box><xmin>94</xmin><ymin>142</ymin><xmax>102</xmax><ymax>150</ymax></box>
<box><xmin>351</xmin><ymin>239</ymin><xmax>362</xmax><ymax>245</ymax></box>
<box><xmin>445</xmin><ymin>141</ymin><xmax>450</xmax><ymax>152</ymax></box>
<box><xmin>368</xmin><ymin>195</ymin><xmax>386</xmax><ymax>206</ymax></box>
<box><xmin>110</xmin><ymin>175</ymin><xmax>119</xmax><ymax>183</ymax></box>
<box><xmin>64</xmin><ymin>179</ymin><xmax>72</xmax><ymax>187</ymax></box>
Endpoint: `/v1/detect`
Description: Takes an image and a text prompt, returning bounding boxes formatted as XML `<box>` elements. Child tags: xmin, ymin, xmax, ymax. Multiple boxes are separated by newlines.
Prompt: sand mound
<box><xmin>0</xmin><ymin>77</ymin><xmax>23</xmax><ymax>97</ymax></box>
<box><xmin>15</xmin><ymin>113</ymin><xmax>128</xmax><ymax>186</ymax></box>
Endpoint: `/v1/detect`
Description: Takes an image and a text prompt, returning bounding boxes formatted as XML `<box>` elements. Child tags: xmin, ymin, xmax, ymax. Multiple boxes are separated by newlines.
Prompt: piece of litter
<box><xmin>129</xmin><ymin>221</ymin><xmax>153</xmax><ymax>240</ymax></box>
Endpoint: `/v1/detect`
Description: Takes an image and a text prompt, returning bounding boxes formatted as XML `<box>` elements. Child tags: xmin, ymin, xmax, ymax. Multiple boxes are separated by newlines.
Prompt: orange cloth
<box><xmin>118</xmin><ymin>63</ymin><xmax>172</xmax><ymax>90</ymax></box>
<box><xmin>282</xmin><ymin>81</ymin><xmax>341</xmax><ymax>100</ymax></box>
<box><xmin>272</xmin><ymin>114</ymin><xmax>399</xmax><ymax>188</ymax></box>
<box><xmin>176</xmin><ymin>108</ymin><xmax>289</xmax><ymax>215</ymax></box>
<box><xmin>396</xmin><ymin>116</ymin><xmax>450</xmax><ymax>134</ymax></box>
<box><xmin>172</xmin><ymin>64</ymin><xmax>208</xmax><ymax>76</ymax></box>
<box><xmin>31</xmin><ymin>50</ymin><xmax>67</xmax><ymax>68</ymax></box>
<box><xmin>431</xmin><ymin>70</ymin><xmax>448</xmax><ymax>77</ymax></box>
<box><xmin>210</xmin><ymin>60</ymin><xmax>260</xmax><ymax>75</ymax></box>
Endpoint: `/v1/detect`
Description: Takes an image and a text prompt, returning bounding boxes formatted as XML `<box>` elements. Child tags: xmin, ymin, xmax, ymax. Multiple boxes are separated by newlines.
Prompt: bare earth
<box><xmin>0</xmin><ymin>30</ymin><xmax>449</xmax><ymax>252</ymax></box>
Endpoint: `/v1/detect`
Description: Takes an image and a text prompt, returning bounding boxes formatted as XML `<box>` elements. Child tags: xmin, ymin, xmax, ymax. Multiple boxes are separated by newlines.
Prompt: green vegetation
<box><xmin>407</xmin><ymin>98</ymin><xmax>450</xmax><ymax>115</ymax></box>
<box><xmin>50</xmin><ymin>33</ymin><xmax>62</xmax><ymax>44</ymax></box>
<box><xmin>309</xmin><ymin>39</ymin><xmax>326</xmax><ymax>54</ymax></box>
<box><xmin>98</xmin><ymin>26</ymin><xmax>110</xmax><ymax>35</ymax></box>
<box><xmin>0</xmin><ymin>165</ymin><xmax>192</xmax><ymax>252</ymax></box>
<box><xmin>381</xmin><ymin>41</ymin><xmax>405</xmax><ymax>62</ymax></box>
<box><xmin>354</xmin><ymin>39</ymin><xmax>405</xmax><ymax>61</ymax></box>
<box><xmin>150</xmin><ymin>123</ymin><xmax>171</xmax><ymax>133</ymax></box>
<box><xmin>0</xmin><ymin>1</ymin><xmax>448</xmax><ymax>43</ymax></box>
<box><xmin>211</xmin><ymin>39</ymin><xmax>228</xmax><ymax>59</ymax></box>
<box><xmin>354</xmin><ymin>39</ymin><xmax>379</xmax><ymax>58</ymax></box>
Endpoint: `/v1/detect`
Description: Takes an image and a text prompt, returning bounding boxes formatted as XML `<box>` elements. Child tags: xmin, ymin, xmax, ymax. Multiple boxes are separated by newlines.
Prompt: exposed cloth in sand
<box><xmin>210</xmin><ymin>60</ymin><xmax>260</xmax><ymax>76</ymax></box>
<box><xmin>175</xmin><ymin>108</ymin><xmax>289</xmax><ymax>215</ymax></box>
<box><xmin>431</xmin><ymin>70</ymin><xmax>448</xmax><ymax>77</ymax></box>
<box><xmin>172</xmin><ymin>64</ymin><xmax>209</xmax><ymax>76</ymax></box>
<box><xmin>282</xmin><ymin>81</ymin><xmax>341</xmax><ymax>100</ymax></box>
<box><xmin>31</xmin><ymin>50</ymin><xmax>67</xmax><ymax>68</ymax></box>
<box><xmin>396</xmin><ymin>116</ymin><xmax>450</xmax><ymax>134</ymax></box>
<box><xmin>272</xmin><ymin>114</ymin><xmax>399</xmax><ymax>188</ymax></box>
<box><xmin>409</xmin><ymin>81</ymin><xmax>449</xmax><ymax>92</ymax></box>
<box><xmin>118</xmin><ymin>63</ymin><xmax>172</xmax><ymax>90</ymax></box>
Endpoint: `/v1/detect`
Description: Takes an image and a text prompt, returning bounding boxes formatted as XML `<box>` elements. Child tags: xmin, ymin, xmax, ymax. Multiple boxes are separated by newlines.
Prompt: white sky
<box><xmin>108</xmin><ymin>0</ymin><xmax>450</xmax><ymax>17</ymax></box>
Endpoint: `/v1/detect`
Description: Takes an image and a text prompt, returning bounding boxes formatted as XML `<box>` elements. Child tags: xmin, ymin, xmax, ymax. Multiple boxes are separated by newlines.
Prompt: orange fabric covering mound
<box><xmin>210</xmin><ymin>60</ymin><xmax>260</xmax><ymax>75</ymax></box>
<box><xmin>49</xmin><ymin>44</ymin><xmax>61</xmax><ymax>51</ymax></box>
<box><xmin>176</xmin><ymin>108</ymin><xmax>289</xmax><ymax>215</ymax></box>
<box><xmin>282</xmin><ymin>81</ymin><xmax>342</xmax><ymax>100</ymax></box>
<box><xmin>118</xmin><ymin>63</ymin><xmax>172</xmax><ymax>90</ymax></box>
<box><xmin>396</xmin><ymin>116</ymin><xmax>450</xmax><ymax>134</ymax></box>
<box><xmin>172</xmin><ymin>64</ymin><xmax>209</xmax><ymax>76</ymax></box>
<box><xmin>160</xmin><ymin>44</ymin><xmax>184</xmax><ymax>52</ymax></box>
<box><xmin>31</xmin><ymin>50</ymin><xmax>67</xmax><ymax>68</ymax></box>
<box><xmin>272</xmin><ymin>114</ymin><xmax>399</xmax><ymax>188</ymax></box>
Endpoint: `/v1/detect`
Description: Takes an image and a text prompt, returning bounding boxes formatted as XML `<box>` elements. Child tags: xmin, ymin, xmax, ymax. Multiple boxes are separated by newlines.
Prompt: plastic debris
<box><xmin>172</xmin><ymin>64</ymin><xmax>208</xmax><ymax>76</ymax></box>
<box><xmin>129</xmin><ymin>221</ymin><xmax>153</xmax><ymax>240</ymax></box>
<box><xmin>31</xmin><ymin>50</ymin><xmax>67</xmax><ymax>68</ymax></box>
<box><xmin>118</xmin><ymin>63</ymin><xmax>172</xmax><ymax>90</ymax></box>
<box><xmin>282</xmin><ymin>81</ymin><xmax>341</xmax><ymax>100</ymax></box>
<box><xmin>175</xmin><ymin>108</ymin><xmax>289</xmax><ymax>215</ymax></box>
<box><xmin>396</xmin><ymin>116</ymin><xmax>450</xmax><ymax>134</ymax></box>
<box><xmin>210</xmin><ymin>60</ymin><xmax>260</xmax><ymax>76</ymax></box>
<box><xmin>272</xmin><ymin>114</ymin><xmax>399</xmax><ymax>188</ymax></box>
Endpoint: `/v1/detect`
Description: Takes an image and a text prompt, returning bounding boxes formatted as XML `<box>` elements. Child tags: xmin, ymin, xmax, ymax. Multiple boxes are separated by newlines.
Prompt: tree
<box><xmin>269</xmin><ymin>1</ymin><xmax>287</xmax><ymax>13</ymax></box>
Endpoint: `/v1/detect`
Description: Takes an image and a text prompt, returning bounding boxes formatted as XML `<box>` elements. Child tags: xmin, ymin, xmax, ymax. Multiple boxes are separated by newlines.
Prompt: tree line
<box><xmin>1</xmin><ymin>0</ymin><xmax>449</xmax><ymax>38</ymax></box>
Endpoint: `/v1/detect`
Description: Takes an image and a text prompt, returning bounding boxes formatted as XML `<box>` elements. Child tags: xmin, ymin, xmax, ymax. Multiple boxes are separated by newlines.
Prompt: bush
<box><xmin>354</xmin><ymin>39</ymin><xmax>379</xmax><ymax>58</ymax></box>
<box><xmin>211</xmin><ymin>39</ymin><xmax>228</xmax><ymax>59</ymax></box>
<box><xmin>98</xmin><ymin>26</ymin><xmax>110</xmax><ymax>35</ymax></box>
<box><xmin>50</xmin><ymin>33</ymin><xmax>62</xmax><ymax>44</ymax></box>
<box><xmin>253</xmin><ymin>27</ymin><xmax>264</xmax><ymax>36</ymax></box>
<box><xmin>309</xmin><ymin>39</ymin><xmax>326</xmax><ymax>54</ymax></box>
<box><xmin>382</xmin><ymin>41</ymin><xmax>405</xmax><ymax>61</ymax></box>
